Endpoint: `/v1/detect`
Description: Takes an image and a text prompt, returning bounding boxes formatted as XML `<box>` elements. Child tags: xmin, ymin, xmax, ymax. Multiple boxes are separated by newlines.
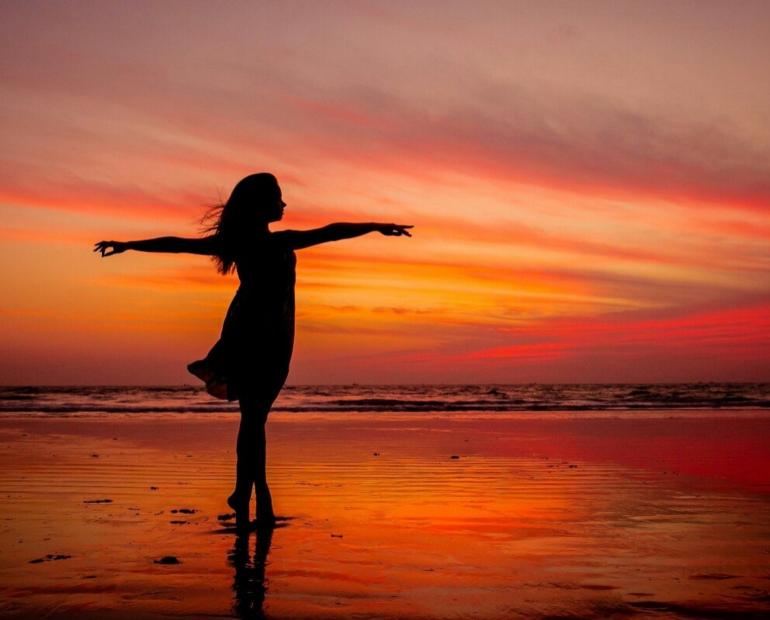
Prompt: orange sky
<box><xmin>1</xmin><ymin>1</ymin><xmax>769</xmax><ymax>384</ymax></box>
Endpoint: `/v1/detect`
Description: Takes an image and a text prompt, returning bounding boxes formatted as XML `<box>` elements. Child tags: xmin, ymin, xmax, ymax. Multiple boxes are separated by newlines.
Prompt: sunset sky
<box><xmin>1</xmin><ymin>0</ymin><xmax>768</xmax><ymax>384</ymax></box>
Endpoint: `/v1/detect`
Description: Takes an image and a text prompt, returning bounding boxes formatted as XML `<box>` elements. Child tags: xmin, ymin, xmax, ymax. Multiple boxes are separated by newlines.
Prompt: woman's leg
<box><xmin>228</xmin><ymin>409</ymin><xmax>258</xmax><ymax>520</ymax></box>
<box><xmin>232</xmin><ymin>392</ymin><xmax>276</xmax><ymax>526</ymax></box>
<box><xmin>252</xmin><ymin>417</ymin><xmax>275</xmax><ymax>524</ymax></box>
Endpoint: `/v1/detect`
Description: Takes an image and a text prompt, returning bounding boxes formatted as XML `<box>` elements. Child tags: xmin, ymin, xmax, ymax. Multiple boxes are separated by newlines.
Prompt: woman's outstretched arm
<box><xmin>276</xmin><ymin>223</ymin><xmax>412</xmax><ymax>250</ymax></box>
<box><xmin>94</xmin><ymin>235</ymin><xmax>219</xmax><ymax>257</ymax></box>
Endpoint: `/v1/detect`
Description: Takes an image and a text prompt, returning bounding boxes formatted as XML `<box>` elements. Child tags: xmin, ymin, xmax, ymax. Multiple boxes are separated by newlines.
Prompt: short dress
<box><xmin>188</xmin><ymin>234</ymin><xmax>296</xmax><ymax>403</ymax></box>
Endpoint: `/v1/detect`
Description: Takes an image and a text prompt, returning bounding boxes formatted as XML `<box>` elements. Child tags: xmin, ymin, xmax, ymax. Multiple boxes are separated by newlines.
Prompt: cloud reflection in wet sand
<box><xmin>0</xmin><ymin>412</ymin><xmax>769</xmax><ymax>618</ymax></box>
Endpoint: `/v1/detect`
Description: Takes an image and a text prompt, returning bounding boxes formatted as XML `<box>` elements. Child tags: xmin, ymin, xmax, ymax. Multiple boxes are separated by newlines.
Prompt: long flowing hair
<box><xmin>202</xmin><ymin>173</ymin><xmax>279</xmax><ymax>274</ymax></box>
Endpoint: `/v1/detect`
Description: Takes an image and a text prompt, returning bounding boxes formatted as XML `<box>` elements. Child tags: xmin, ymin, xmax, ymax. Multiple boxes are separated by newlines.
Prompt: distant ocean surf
<box><xmin>1</xmin><ymin>384</ymin><xmax>768</xmax><ymax>415</ymax></box>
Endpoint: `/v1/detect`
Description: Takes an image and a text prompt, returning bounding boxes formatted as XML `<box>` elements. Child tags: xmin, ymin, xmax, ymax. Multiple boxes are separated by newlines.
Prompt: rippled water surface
<box><xmin>1</xmin><ymin>382</ymin><xmax>769</xmax><ymax>414</ymax></box>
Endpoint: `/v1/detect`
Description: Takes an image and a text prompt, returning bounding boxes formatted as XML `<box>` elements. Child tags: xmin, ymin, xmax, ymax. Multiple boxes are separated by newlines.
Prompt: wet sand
<box><xmin>1</xmin><ymin>411</ymin><xmax>769</xmax><ymax>619</ymax></box>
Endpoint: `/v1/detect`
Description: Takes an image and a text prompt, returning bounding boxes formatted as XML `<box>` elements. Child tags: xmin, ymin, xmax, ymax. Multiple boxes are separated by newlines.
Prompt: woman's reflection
<box><xmin>229</xmin><ymin>525</ymin><xmax>274</xmax><ymax>619</ymax></box>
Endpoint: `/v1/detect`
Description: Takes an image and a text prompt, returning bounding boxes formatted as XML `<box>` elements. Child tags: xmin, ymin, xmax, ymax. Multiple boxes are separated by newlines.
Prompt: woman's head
<box><xmin>227</xmin><ymin>173</ymin><xmax>285</xmax><ymax>224</ymax></box>
<box><xmin>205</xmin><ymin>173</ymin><xmax>286</xmax><ymax>274</ymax></box>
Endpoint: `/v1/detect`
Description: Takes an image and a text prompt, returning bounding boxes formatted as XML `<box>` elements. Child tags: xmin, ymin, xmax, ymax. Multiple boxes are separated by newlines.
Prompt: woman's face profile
<box><xmin>249</xmin><ymin>181</ymin><xmax>284</xmax><ymax>224</ymax></box>
<box><xmin>265</xmin><ymin>187</ymin><xmax>286</xmax><ymax>223</ymax></box>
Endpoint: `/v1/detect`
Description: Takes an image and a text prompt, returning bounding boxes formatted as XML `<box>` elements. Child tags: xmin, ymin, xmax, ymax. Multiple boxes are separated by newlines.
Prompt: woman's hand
<box><xmin>93</xmin><ymin>240</ymin><xmax>127</xmax><ymax>257</ymax></box>
<box><xmin>376</xmin><ymin>224</ymin><xmax>413</xmax><ymax>237</ymax></box>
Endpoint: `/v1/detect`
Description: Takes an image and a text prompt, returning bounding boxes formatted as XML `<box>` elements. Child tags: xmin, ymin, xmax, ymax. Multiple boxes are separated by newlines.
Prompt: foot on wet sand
<box><xmin>227</xmin><ymin>493</ymin><xmax>249</xmax><ymax>527</ymax></box>
<box><xmin>255</xmin><ymin>490</ymin><xmax>275</xmax><ymax>529</ymax></box>
<box><xmin>255</xmin><ymin>511</ymin><xmax>276</xmax><ymax>529</ymax></box>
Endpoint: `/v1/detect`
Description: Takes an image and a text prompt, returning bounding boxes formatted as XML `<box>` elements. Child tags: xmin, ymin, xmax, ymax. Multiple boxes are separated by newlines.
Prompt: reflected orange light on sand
<box><xmin>1</xmin><ymin>4</ymin><xmax>770</xmax><ymax>618</ymax></box>
<box><xmin>3</xmin><ymin>412</ymin><xmax>769</xmax><ymax>617</ymax></box>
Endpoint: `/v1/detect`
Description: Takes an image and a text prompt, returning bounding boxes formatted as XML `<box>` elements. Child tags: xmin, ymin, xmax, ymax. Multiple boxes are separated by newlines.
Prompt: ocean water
<box><xmin>0</xmin><ymin>383</ymin><xmax>768</xmax><ymax>415</ymax></box>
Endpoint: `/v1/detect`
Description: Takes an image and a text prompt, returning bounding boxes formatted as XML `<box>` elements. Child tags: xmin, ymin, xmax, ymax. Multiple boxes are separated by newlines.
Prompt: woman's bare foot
<box><xmin>256</xmin><ymin>510</ymin><xmax>276</xmax><ymax>529</ymax></box>
<box><xmin>227</xmin><ymin>492</ymin><xmax>250</xmax><ymax>528</ymax></box>
<box><xmin>255</xmin><ymin>490</ymin><xmax>275</xmax><ymax>528</ymax></box>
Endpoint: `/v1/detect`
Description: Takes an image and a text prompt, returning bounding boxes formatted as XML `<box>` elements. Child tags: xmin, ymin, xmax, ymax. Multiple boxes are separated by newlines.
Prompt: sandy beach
<box><xmin>1</xmin><ymin>411</ymin><xmax>769</xmax><ymax>619</ymax></box>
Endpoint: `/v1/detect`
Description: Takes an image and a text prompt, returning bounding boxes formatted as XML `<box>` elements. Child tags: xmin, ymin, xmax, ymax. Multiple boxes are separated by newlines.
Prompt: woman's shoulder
<box><xmin>268</xmin><ymin>230</ymin><xmax>297</xmax><ymax>247</ymax></box>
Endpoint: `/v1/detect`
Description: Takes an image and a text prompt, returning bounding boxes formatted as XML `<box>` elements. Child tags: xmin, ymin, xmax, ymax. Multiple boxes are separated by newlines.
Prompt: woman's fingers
<box><xmin>93</xmin><ymin>241</ymin><xmax>121</xmax><ymax>256</ymax></box>
<box><xmin>392</xmin><ymin>224</ymin><xmax>412</xmax><ymax>237</ymax></box>
<box><xmin>381</xmin><ymin>224</ymin><xmax>414</xmax><ymax>237</ymax></box>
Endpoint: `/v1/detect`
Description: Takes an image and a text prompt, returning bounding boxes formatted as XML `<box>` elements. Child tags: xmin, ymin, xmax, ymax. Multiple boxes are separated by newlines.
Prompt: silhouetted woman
<box><xmin>95</xmin><ymin>173</ymin><xmax>412</xmax><ymax>528</ymax></box>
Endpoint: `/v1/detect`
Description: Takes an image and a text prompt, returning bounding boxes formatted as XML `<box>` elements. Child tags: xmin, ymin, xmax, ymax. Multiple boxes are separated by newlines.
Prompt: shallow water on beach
<box><xmin>0</xmin><ymin>411</ymin><xmax>769</xmax><ymax>619</ymax></box>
